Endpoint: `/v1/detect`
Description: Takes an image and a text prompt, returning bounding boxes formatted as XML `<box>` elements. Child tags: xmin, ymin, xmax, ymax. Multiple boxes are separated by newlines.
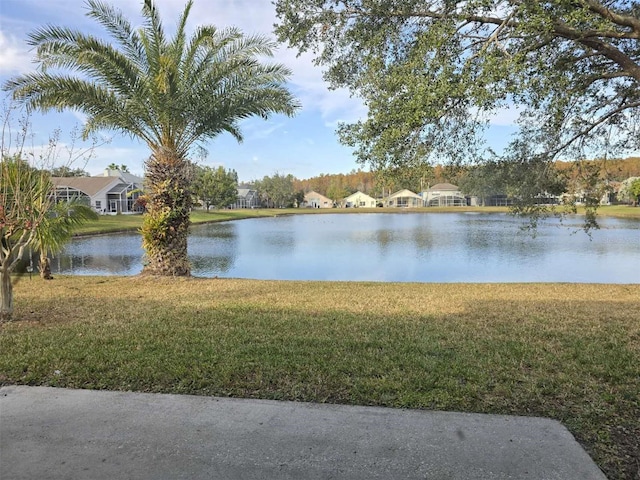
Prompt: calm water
<box><xmin>49</xmin><ymin>213</ymin><xmax>640</xmax><ymax>283</ymax></box>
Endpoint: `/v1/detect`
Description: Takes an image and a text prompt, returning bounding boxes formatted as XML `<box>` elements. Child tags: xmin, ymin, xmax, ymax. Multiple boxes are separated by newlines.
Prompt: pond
<box><xmin>45</xmin><ymin>213</ymin><xmax>640</xmax><ymax>283</ymax></box>
<box><xmin>47</xmin><ymin>213</ymin><xmax>639</xmax><ymax>283</ymax></box>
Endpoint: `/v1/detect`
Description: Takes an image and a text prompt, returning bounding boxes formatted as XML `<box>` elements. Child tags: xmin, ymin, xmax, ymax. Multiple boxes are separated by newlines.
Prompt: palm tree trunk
<box><xmin>1</xmin><ymin>270</ymin><xmax>13</xmax><ymax>322</ymax></box>
<box><xmin>39</xmin><ymin>254</ymin><xmax>53</xmax><ymax>280</ymax></box>
<box><xmin>141</xmin><ymin>150</ymin><xmax>192</xmax><ymax>276</ymax></box>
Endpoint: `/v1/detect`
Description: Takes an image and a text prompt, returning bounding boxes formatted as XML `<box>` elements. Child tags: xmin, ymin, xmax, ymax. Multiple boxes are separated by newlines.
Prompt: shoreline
<box><xmin>73</xmin><ymin>205</ymin><xmax>640</xmax><ymax>237</ymax></box>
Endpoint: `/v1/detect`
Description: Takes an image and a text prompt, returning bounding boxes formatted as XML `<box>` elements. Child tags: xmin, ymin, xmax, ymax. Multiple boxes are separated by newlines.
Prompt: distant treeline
<box><xmin>293</xmin><ymin>157</ymin><xmax>640</xmax><ymax>199</ymax></box>
<box><xmin>555</xmin><ymin>157</ymin><xmax>640</xmax><ymax>182</ymax></box>
<box><xmin>292</xmin><ymin>165</ymin><xmax>461</xmax><ymax>198</ymax></box>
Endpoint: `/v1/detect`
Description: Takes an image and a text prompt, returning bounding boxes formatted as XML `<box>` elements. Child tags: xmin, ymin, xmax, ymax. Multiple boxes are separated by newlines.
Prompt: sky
<box><xmin>0</xmin><ymin>0</ymin><xmax>519</xmax><ymax>182</ymax></box>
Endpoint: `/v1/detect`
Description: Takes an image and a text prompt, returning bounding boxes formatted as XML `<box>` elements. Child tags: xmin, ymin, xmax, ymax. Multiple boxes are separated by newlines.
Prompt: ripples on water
<box><xmin>50</xmin><ymin>213</ymin><xmax>640</xmax><ymax>283</ymax></box>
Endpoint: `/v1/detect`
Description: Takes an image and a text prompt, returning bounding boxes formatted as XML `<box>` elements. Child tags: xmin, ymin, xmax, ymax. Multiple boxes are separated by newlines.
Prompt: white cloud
<box><xmin>0</xmin><ymin>30</ymin><xmax>33</xmax><ymax>74</ymax></box>
<box><xmin>151</xmin><ymin>0</ymin><xmax>368</xmax><ymax>127</ymax></box>
<box><xmin>245</xmin><ymin>121</ymin><xmax>286</xmax><ymax>140</ymax></box>
<box><xmin>2</xmin><ymin>0</ymin><xmax>366</xmax><ymax>129</ymax></box>
<box><xmin>469</xmin><ymin>104</ymin><xmax>523</xmax><ymax>127</ymax></box>
<box><xmin>274</xmin><ymin>47</ymin><xmax>368</xmax><ymax>125</ymax></box>
<box><xmin>489</xmin><ymin>105</ymin><xmax>523</xmax><ymax>126</ymax></box>
<box><xmin>1</xmin><ymin>0</ymin><xmax>365</xmax><ymax>179</ymax></box>
<box><xmin>92</xmin><ymin>149</ymin><xmax>147</xmax><ymax>175</ymax></box>
<box><xmin>71</xmin><ymin>111</ymin><xmax>89</xmax><ymax>125</ymax></box>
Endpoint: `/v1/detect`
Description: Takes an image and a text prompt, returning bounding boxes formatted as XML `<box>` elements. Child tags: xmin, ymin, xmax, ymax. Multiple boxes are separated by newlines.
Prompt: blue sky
<box><xmin>0</xmin><ymin>0</ymin><xmax>518</xmax><ymax>182</ymax></box>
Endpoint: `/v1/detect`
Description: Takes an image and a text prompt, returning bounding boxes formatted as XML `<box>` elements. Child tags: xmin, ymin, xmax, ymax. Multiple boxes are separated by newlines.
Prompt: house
<box><xmin>423</xmin><ymin>183</ymin><xmax>467</xmax><ymax>207</ymax></box>
<box><xmin>343</xmin><ymin>191</ymin><xmax>377</xmax><ymax>208</ymax></box>
<box><xmin>230</xmin><ymin>188</ymin><xmax>260</xmax><ymax>209</ymax></box>
<box><xmin>600</xmin><ymin>181</ymin><xmax>621</xmax><ymax>205</ymax></box>
<box><xmin>386</xmin><ymin>189</ymin><xmax>423</xmax><ymax>208</ymax></box>
<box><xmin>303</xmin><ymin>190</ymin><xmax>333</xmax><ymax>208</ymax></box>
<box><xmin>51</xmin><ymin>169</ymin><xmax>144</xmax><ymax>214</ymax></box>
<box><xmin>562</xmin><ymin>180</ymin><xmax>625</xmax><ymax>206</ymax></box>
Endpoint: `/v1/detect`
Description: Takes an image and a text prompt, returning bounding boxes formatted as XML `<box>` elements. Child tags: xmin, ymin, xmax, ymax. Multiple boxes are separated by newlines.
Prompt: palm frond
<box><xmin>32</xmin><ymin>201</ymin><xmax>98</xmax><ymax>257</ymax></box>
<box><xmin>139</xmin><ymin>0</ymin><xmax>167</xmax><ymax>80</ymax></box>
<box><xmin>170</xmin><ymin>0</ymin><xmax>193</xmax><ymax>66</ymax></box>
<box><xmin>5</xmin><ymin>0</ymin><xmax>299</xmax><ymax>157</ymax></box>
<box><xmin>85</xmin><ymin>0</ymin><xmax>147</xmax><ymax>71</ymax></box>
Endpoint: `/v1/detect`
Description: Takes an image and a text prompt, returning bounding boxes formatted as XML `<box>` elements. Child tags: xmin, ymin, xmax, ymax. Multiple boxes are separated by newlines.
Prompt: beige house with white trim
<box><xmin>386</xmin><ymin>189</ymin><xmax>423</xmax><ymax>208</ymax></box>
<box><xmin>343</xmin><ymin>191</ymin><xmax>377</xmax><ymax>208</ymax></box>
<box><xmin>303</xmin><ymin>190</ymin><xmax>333</xmax><ymax>208</ymax></box>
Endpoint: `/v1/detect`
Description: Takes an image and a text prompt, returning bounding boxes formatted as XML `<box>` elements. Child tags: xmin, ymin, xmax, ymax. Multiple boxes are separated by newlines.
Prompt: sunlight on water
<box><xmin>52</xmin><ymin>213</ymin><xmax>640</xmax><ymax>283</ymax></box>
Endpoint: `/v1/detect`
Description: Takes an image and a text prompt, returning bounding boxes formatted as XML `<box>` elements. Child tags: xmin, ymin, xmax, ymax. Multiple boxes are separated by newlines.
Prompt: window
<box><xmin>95</xmin><ymin>201</ymin><xmax>101</xmax><ymax>209</ymax></box>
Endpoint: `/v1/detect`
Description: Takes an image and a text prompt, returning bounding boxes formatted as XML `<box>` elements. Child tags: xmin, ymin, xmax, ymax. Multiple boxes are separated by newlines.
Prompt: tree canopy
<box><xmin>107</xmin><ymin>163</ymin><xmax>129</xmax><ymax>173</ymax></box>
<box><xmin>255</xmin><ymin>173</ymin><xmax>297</xmax><ymax>207</ymax></box>
<box><xmin>50</xmin><ymin>166</ymin><xmax>90</xmax><ymax>177</ymax></box>
<box><xmin>193</xmin><ymin>165</ymin><xmax>238</xmax><ymax>210</ymax></box>
<box><xmin>275</xmin><ymin>0</ymin><xmax>640</xmax><ymax>204</ymax></box>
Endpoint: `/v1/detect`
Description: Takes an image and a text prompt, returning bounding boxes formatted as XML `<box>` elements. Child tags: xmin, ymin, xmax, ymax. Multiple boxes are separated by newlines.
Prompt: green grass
<box><xmin>73</xmin><ymin>209</ymin><xmax>285</xmax><ymax>235</ymax></box>
<box><xmin>590</xmin><ymin>204</ymin><xmax>640</xmax><ymax>219</ymax></box>
<box><xmin>1</xmin><ymin>278</ymin><xmax>638</xmax><ymax>479</ymax></box>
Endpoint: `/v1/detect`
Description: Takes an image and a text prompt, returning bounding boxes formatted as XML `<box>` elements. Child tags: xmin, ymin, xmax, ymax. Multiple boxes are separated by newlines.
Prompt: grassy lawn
<box><xmin>74</xmin><ymin>209</ymin><xmax>287</xmax><ymax>235</ymax></box>
<box><xmin>1</xmin><ymin>278</ymin><xmax>638</xmax><ymax>479</ymax></box>
<box><xmin>591</xmin><ymin>204</ymin><xmax>640</xmax><ymax>219</ymax></box>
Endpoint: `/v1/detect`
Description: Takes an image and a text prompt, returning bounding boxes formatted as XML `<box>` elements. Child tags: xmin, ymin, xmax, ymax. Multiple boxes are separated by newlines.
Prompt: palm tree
<box><xmin>5</xmin><ymin>0</ymin><xmax>299</xmax><ymax>276</ymax></box>
<box><xmin>1</xmin><ymin>155</ymin><xmax>98</xmax><ymax>320</ymax></box>
<box><xmin>1</xmin><ymin>157</ymin><xmax>53</xmax><ymax>321</ymax></box>
<box><xmin>31</xmin><ymin>201</ymin><xmax>98</xmax><ymax>280</ymax></box>
<box><xmin>107</xmin><ymin>163</ymin><xmax>129</xmax><ymax>173</ymax></box>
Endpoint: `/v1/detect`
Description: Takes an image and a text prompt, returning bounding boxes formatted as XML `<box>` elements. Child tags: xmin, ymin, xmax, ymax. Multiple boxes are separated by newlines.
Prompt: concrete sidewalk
<box><xmin>0</xmin><ymin>386</ymin><xmax>606</xmax><ymax>479</ymax></box>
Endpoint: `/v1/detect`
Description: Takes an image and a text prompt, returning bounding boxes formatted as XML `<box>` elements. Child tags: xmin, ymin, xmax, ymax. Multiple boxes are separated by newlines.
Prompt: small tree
<box><xmin>621</xmin><ymin>178</ymin><xmax>640</xmax><ymax>206</ymax></box>
<box><xmin>630</xmin><ymin>179</ymin><xmax>640</xmax><ymax>205</ymax></box>
<box><xmin>31</xmin><ymin>201</ymin><xmax>98</xmax><ymax>280</ymax></box>
<box><xmin>50</xmin><ymin>166</ymin><xmax>90</xmax><ymax>177</ymax></box>
<box><xmin>294</xmin><ymin>189</ymin><xmax>305</xmax><ymax>207</ymax></box>
<box><xmin>326</xmin><ymin>180</ymin><xmax>349</xmax><ymax>204</ymax></box>
<box><xmin>0</xmin><ymin>157</ymin><xmax>53</xmax><ymax>321</ymax></box>
<box><xmin>193</xmin><ymin>166</ymin><xmax>238</xmax><ymax>211</ymax></box>
<box><xmin>256</xmin><ymin>173</ymin><xmax>296</xmax><ymax>208</ymax></box>
<box><xmin>108</xmin><ymin>163</ymin><xmax>129</xmax><ymax>173</ymax></box>
<box><xmin>1</xmin><ymin>100</ymin><xmax>102</xmax><ymax>321</ymax></box>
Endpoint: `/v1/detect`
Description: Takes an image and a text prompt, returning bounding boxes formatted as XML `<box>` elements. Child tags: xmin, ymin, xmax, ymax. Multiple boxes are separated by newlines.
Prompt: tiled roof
<box><xmin>428</xmin><ymin>183</ymin><xmax>460</xmax><ymax>191</ymax></box>
<box><xmin>388</xmin><ymin>189</ymin><xmax>421</xmax><ymax>199</ymax></box>
<box><xmin>51</xmin><ymin>177</ymin><xmax>118</xmax><ymax>197</ymax></box>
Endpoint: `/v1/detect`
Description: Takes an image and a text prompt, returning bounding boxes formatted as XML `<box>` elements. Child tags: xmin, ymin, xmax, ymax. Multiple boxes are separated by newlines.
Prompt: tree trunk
<box><xmin>140</xmin><ymin>150</ymin><xmax>192</xmax><ymax>276</ymax></box>
<box><xmin>39</xmin><ymin>254</ymin><xmax>53</xmax><ymax>280</ymax></box>
<box><xmin>0</xmin><ymin>270</ymin><xmax>13</xmax><ymax>322</ymax></box>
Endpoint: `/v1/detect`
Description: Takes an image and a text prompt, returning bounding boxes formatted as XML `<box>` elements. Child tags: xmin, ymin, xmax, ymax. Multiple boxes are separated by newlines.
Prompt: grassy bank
<box><xmin>588</xmin><ymin>204</ymin><xmax>640</xmax><ymax>219</ymax></box>
<box><xmin>1</xmin><ymin>278</ymin><xmax>638</xmax><ymax>479</ymax></box>
<box><xmin>73</xmin><ymin>209</ymin><xmax>284</xmax><ymax>235</ymax></box>
<box><xmin>74</xmin><ymin>204</ymin><xmax>639</xmax><ymax>236</ymax></box>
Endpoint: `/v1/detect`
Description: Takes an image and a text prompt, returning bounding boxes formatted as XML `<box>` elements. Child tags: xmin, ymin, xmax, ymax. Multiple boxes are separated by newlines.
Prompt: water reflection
<box><xmin>460</xmin><ymin>215</ymin><xmax>548</xmax><ymax>261</ymax></box>
<box><xmin>189</xmin><ymin>222</ymin><xmax>238</xmax><ymax>274</ymax></box>
<box><xmin>49</xmin><ymin>213</ymin><xmax>640</xmax><ymax>283</ymax></box>
<box><xmin>53</xmin><ymin>233</ymin><xmax>143</xmax><ymax>275</ymax></box>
